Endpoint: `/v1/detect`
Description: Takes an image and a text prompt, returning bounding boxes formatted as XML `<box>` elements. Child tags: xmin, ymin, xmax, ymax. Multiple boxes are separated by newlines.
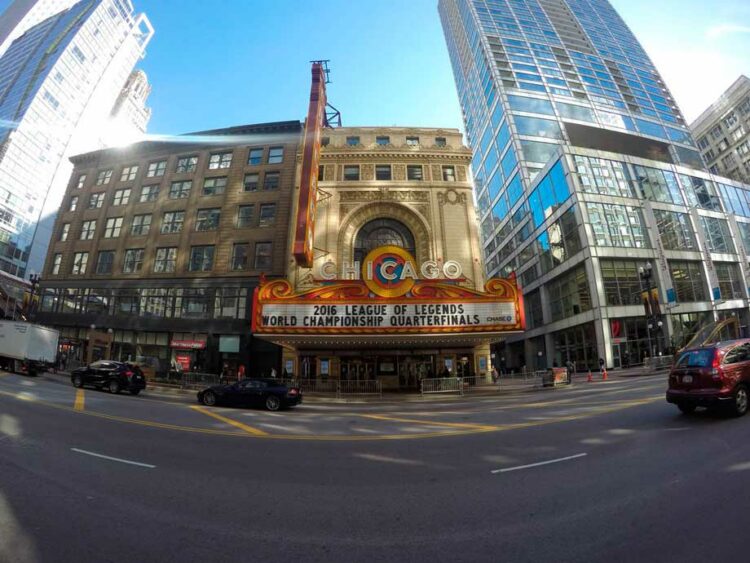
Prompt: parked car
<box><xmin>197</xmin><ymin>378</ymin><xmax>302</xmax><ymax>411</ymax></box>
<box><xmin>666</xmin><ymin>340</ymin><xmax>750</xmax><ymax>416</ymax></box>
<box><xmin>71</xmin><ymin>361</ymin><xmax>147</xmax><ymax>395</ymax></box>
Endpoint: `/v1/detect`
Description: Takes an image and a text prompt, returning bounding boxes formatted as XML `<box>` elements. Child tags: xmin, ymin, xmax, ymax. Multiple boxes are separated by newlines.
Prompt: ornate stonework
<box><xmin>324</xmin><ymin>164</ymin><xmax>335</xmax><ymax>181</ymax></box>
<box><xmin>437</xmin><ymin>189</ymin><xmax>468</xmax><ymax>205</ymax></box>
<box><xmin>431</xmin><ymin>164</ymin><xmax>442</xmax><ymax>182</ymax></box>
<box><xmin>457</xmin><ymin>166</ymin><xmax>467</xmax><ymax>181</ymax></box>
<box><xmin>339</xmin><ymin>189</ymin><xmax>429</xmax><ymax>203</ymax></box>
<box><xmin>361</xmin><ymin>163</ymin><xmax>374</xmax><ymax>181</ymax></box>
<box><xmin>393</xmin><ymin>164</ymin><xmax>406</xmax><ymax>181</ymax></box>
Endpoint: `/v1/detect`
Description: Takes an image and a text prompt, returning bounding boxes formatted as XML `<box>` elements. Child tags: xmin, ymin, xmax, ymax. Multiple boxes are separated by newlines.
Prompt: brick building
<box><xmin>34</xmin><ymin>120</ymin><xmax>301</xmax><ymax>377</ymax></box>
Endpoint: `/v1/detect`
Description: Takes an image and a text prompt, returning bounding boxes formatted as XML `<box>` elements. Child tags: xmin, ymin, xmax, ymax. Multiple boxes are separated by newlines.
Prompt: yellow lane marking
<box><xmin>0</xmin><ymin>387</ymin><xmax>662</xmax><ymax>442</ymax></box>
<box><xmin>360</xmin><ymin>413</ymin><xmax>497</xmax><ymax>431</ymax></box>
<box><xmin>191</xmin><ymin>406</ymin><xmax>269</xmax><ymax>436</ymax></box>
<box><xmin>74</xmin><ymin>389</ymin><xmax>85</xmax><ymax>411</ymax></box>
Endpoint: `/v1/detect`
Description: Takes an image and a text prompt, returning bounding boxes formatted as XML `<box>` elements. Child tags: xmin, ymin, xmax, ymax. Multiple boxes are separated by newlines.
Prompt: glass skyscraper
<box><xmin>0</xmin><ymin>0</ymin><xmax>153</xmax><ymax>278</ymax></box>
<box><xmin>440</xmin><ymin>0</ymin><xmax>750</xmax><ymax>371</ymax></box>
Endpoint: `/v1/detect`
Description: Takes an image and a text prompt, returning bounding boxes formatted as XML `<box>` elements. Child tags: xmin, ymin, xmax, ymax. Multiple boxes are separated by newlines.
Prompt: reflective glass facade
<box><xmin>440</xmin><ymin>0</ymin><xmax>750</xmax><ymax>370</ymax></box>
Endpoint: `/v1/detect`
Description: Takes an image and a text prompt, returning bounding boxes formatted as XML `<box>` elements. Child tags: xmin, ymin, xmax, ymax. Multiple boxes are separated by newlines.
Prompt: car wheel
<box><xmin>677</xmin><ymin>403</ymin><xmax>696</xmax><ymax>415</ymax></box>
<box><xmin>72</xmin><ymin>375</ymin><xmax>84</xmax><ymax>388</ymax></box>
<box><xmin>265</xmin><ymin>395</ymin><xmax>281</xmax><ymax>411</ymax></box>
<box><xmin>129</xmin><ymin>389</ymin><xmax>141</xmax><ymax>396</ymax></box>
<box><xmin>108</xmin><ymin>380</ymin><xmax>120</xmax><ymax>394</ymax></box>
<box><xmin>730</xmin><ymin>385</ymin><xmax>749</xmax><ymax>417</ymax></box>
<box><xmin>202</xmin><ymin>391</ymin><xmax>217</xmax><ymax>406</ymax></box>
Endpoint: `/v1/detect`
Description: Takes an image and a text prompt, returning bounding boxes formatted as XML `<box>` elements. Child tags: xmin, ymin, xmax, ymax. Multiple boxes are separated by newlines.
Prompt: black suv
<box><xmin>71</xmin><ymin>361</ymin><xmax>146</xmax><ymax>395</ymax></box>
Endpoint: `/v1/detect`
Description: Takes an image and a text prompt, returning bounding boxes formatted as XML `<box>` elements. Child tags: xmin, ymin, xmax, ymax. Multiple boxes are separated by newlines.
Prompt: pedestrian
<box><xmin>238</xmin><ymin>364</ymin><xmax>246</xmax><ymax>380</ymax></box>
<box><xmin>60</xmin><ymin>353</ymin><xmax>67</xmax><ymax>372</ymax></box>
<box><xmin>491</xmin><ymin>366</ymin><xmax>499</xmax><ymax>384</ymax></box>
<box><xmin>599</xmin><ymin>357</ymin><xmax>605</xmax><ymax>373</ymax></box>
<box><xmin>270</xmin><ymin>367</ymin><xmax>277</xmax><ymax>378</ymax></box>
<box><xmin>220</xmin><ymin>363</ymin><xmax>229</xmax><ymax>384</ymax></box>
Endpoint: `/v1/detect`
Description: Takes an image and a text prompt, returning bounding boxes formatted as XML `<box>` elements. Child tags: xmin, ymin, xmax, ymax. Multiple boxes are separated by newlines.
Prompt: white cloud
<box><xmin>706</xmin><ymin>24</ymin><xmax>750</xmax><ymax>40</ymax></box>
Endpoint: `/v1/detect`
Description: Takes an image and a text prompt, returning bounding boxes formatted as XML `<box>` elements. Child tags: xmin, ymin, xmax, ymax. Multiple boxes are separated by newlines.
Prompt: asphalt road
<box><xmin>1</xmin><ymin>372</ymin><xmax>748</xmax><ymax>563</ymax></box>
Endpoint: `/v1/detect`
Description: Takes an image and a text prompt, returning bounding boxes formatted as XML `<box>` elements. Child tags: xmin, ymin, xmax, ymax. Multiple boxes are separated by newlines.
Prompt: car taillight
<box><xmin>710</xmin><ymin>350</ymin><xmax>723</xmax><ymax>380</ymax></box>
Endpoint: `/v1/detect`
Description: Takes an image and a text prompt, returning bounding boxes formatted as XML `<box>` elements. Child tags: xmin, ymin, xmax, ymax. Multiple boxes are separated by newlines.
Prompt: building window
<box><xmin>179</xmin><ymin>289</ymin><xmax>210</xmax><ymax>318</ymax></box>
<box><xmin>52</xmin><ymin>254</ymin><xmax>62</xmax><ymax>275</ymax></box>
<box><xmin>407</xmin><ymin>165</ymin><xmax>423</xmax><ymax>181</ymax></box>
<box><xmin>71</xmin><ymin>45</ymin><xmax>85</xmax><ymax>62</ymax></box>
<box><xmin>442</xmin><ymin>166</ymin><xmax>456</xmax><ymax>181</ymax></box>
<box><xmin>189</xmin><ymin>246</ymin><xmax>215</xmax><ymax>271</ymax></box>
<box><xmin>214</xmin><ymin>288</ymin><xmax>247</xmax><ymax>319</ymax></box>
<box><xmin>376</xmin><ymin>136</ymin><xmax>390</xmax><ymax>146</ymax></box>
<box><xmin>131</xmin><ymin>214</ymin><xmax>151</xmax><ymax>236</ymax></box>
<box><xmin>525</xmin><ymin>290</ymin><xmax>543</xmax><ymax>329</ymax></box>
<box><xmin>344</xmin><ymin>165</ymin><xmax>360</xmax><ymax>181</ymax></box>
<box><xmin>103</xmin><ymin>217</ymin><xmax>123</xmax><ymax>238</ymax></box>
<box><xmin>202</xmin><ymin>177</ymin><xmax>227</xmax><ymax>196</ymax></box>
<box><xmin>231</xmin><ymin>243</ymin><xmax>249</xmax><ymax>270</ymax></box>
<box><xmin>599</xmin><ymin>260</ymin><xmax>643</xmax><ymax>306</ymax></box>
<box><xmin>88</xmin><ymin>193</ymin><xmax>105</xmax><ymax>209</ymax></box>
<box><xmin>263</xmin><ymin>171</ymin><xmax>280</xmax><ymax>190</ymax></box>
<box><xmin>353</xmin><ymin>218</ymin><xmax>416</xmax><ymax>264</ymax></box>
<box><xmin>176</xmin><ymin>156</ymin><xmax>197</xmax><ymax>173</ymax></box>
<box><xmin>375</xmin><ymin>165</ymin><xmax>392</xmax><ymax>180</ymax></box>
<box><xmin>69</xmin><ymin>196</ymin><xmax>78</xmax><ymax>211</ymax></box>
<box><xmin>147</xmin><ymin>160</ymin><xmax>167</xmax><ymax>177</ymax></box>
<box><xmin>123</xmin><ymin>249</ymin><xmax>144</xmax><ymax>273</ymax></box>
<box><xmin>161</xmin><ymin>211</ymin><xmax>185</xmax><ymax>234</ymax></box>
<box><xmin>237</xmin><ymin>205</ymin><xmax>254</xmax><ymax>227</ymax></box>
<box><xmin>76</xmin><ymin>174</ymin><xmax>86</xmax><ymax>188</ymax></box>
<box><xmin>248</xmin><ymin>148</ymin><xmax>263</xmax><ymax>165</ymax></box>
<box><xmin>537</xmin><ymin>207</ymin><xmax>582</xmax><ymax>274</ymax></box>
<box><xmin>435</xmin><ymin>137</ymin><xmax>447</xmax><ymax>147</ymax></box>
<box><xmin>112</xmin><ymin>188</ymin><xmax>131</xmax><ymax>206</ymax></box>
<box><xmin>154</xmin><ymin>247</ymin><xmax>177</xmax><ymax>273</ymax></box>
<box><xmin>80</xmin><ymin>220</ymin><xmax>96</xmax><ymax>240</ymax></box>
<box><xmin>254</xmin><ymin>242</ymin><xmax>272</xmax><ymax>269</ymax></box>
<box><xmin>700</xmin><ymin>216</ymin><xmax>735</xmax><ymax>253</ymax></box>
<box><xmin>653</xmin><ymin>210</ymin><xmax>697</xmax><ymax>251</ymax></box>
<box><xmin>140</xmin><ymin>185</ymin><xmax>159</xmax><ymax>202</ymax></box>
<box><xmin>120</xmin><ymin>165</ymin><xmax>138</xmax><ymax>182</ymax></box>
<box><xmin>670</xmin><ymin>261</ymin><xmax>707</xmax><ymax>302</ymax></box>
<box><xmin>268</xmin><ymin>147</ymin><xmax>284</xmax><ymax>164</ymax></box>
<box><xmin>346</xmin><ymin>136</ymin><xmax>360</xmax><ymax>146</ymax></box>
<box><xmin>71</xmin><ymin>252</ymin><xmax>88</xmax><ymax>275</ymax></box>
<box><xmin>259</xmin><ymin>204</ymin><xmax>276</xmax><ymax>226</ymax></box>
<box><xmin>169</xmin><ymin>181</ymin><xmax>192</xmax><ymax>199</ymax></box>
<box><xmin>547</xmin><ymin>266</ymin><xmax>592</xmax><ymax>322</ymax></box>
<box><xmin>586</xmin><ymin>203</ymin><xmax>649</xmax><ymax>249</ymax></box>
<box><xmin>715</xmin><ymin>263</ymin><xmax>744</xmax><ymax>300</ymax></box>
<box><xmin>321</xmin><ymin>137</ymin><xmax>330</xmax><ymax>146</ymax></box>
<box><xmin>96</xmin><ymin>251</ymin><xmax>114</xmax><ymax>275</ymax></box>
<box><xmin>679</xmin><ymin>175</ymin><xmax>722</xmax><ymax>211</ymax></box>
<box><xmin>60</xmin><ymin>223</ymin><xmax>70</xmax><ymax>241</ymax></box>
<box><xmin>318</xmin><ymin>165</ymin><xmax>325</xmax><ymax>182</ymax></box>
<box><xmin>573</xmin><ymin>156</ymin><xmax>633</xmax><ymax>198</ymax></box>
<box><xmin>406</xmin><ymin>136</ymin><xmax>420</xmax><ymax>146</ymax></box>
<box><xmin>196</xmin><ymin>208</ymin><xmax>221</xmax><ymax>231</ymax></box>
<box><xmin>244</xmin><ymin>173</ymin><xmax>259</xmax><ymax>191</ymax></box>
<box><xmin>96</xmin><ymin>169</ymin><xmax>112</xmax><ymax>185</ymax></box>
<box><xmin>208</xmin><ymin>152</ymin><xmax>232</xmax><ymax>169</ymax></box>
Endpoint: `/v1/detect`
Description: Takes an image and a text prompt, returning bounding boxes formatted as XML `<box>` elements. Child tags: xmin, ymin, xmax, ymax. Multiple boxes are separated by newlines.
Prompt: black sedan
<box><xmin>197</xmin><ymin>378</ymin><xmax>302</xmax><ymax>411</ymax></box>
<box><xmin>71</xmin><ymin>361</ymin><xmax>147</xmax><ymax>395</ymax></box>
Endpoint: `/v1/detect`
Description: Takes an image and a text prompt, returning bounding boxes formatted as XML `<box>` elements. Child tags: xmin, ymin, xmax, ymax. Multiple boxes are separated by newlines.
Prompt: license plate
<box><xmin>682</xmin><ymin>375</ymin><xmax>693</xmax><ymax>383</ymax></box>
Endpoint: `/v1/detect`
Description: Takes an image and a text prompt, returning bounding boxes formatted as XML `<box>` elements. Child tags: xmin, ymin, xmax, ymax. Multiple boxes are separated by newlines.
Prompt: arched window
<box><xmin>354</xmin><ymin>218</ymin><xmax>416</xmax><ymax>263</ymax></box>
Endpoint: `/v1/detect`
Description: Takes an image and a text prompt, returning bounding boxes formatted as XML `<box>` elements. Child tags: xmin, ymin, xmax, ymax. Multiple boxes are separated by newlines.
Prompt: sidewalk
<box><xmin>39</xmin><ymin>367</ymin><xmax>665</xmax><ymax>405</ymax></box>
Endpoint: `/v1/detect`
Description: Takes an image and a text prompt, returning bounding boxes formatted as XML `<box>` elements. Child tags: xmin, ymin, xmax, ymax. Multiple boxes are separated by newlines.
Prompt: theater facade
<box><xmin>253</xmin><ymin>126</ymin><xmax>524</xmax><ymax>389</ymax></box>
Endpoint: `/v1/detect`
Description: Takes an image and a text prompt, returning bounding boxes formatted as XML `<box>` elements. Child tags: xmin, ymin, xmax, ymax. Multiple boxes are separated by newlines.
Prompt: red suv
<box><xmin>667</xmin><ymin>340</ymin><xmax>750</xmax><ymax>416</ymax></box>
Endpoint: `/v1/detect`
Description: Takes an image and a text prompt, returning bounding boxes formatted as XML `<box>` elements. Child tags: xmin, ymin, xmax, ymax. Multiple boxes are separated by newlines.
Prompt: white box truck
<box><xmin>0</xmin><ymin>320</ymin><xmax>59</xmax><ymax>375</ymax></box>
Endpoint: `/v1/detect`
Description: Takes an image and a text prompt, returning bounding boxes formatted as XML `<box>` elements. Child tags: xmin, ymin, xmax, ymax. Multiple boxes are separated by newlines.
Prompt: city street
<box><xmin>1</xmin><ymin>372</ymin><xmax>748</xmax><ymax>562</ymax></box>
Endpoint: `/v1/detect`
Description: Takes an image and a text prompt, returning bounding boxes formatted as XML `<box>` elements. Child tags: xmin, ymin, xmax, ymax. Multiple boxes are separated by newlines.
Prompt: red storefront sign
<box><xmin>170</xmin><ymin>340</ymin><xmax>206</xmax><ymax>350</ymax></box>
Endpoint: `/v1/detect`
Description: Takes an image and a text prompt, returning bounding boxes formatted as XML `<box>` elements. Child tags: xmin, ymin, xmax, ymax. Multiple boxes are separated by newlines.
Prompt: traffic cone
<box><xmin>587</xmin><ymin>370</ymin><xmax>593</xmax><ymax>383</ymax></box>
<box><xmin>602</xmin><ymin>368</ymin><xmax>608</xmax><ymax>381</ymax></box>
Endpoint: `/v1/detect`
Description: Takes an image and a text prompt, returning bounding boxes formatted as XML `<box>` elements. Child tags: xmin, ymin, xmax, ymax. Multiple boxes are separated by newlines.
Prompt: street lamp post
<box><xmin>27</xmin><ymin>273</ymin><xmax>41</xmax><ymax>319</ymax></box>
<box><xmin>639</xmin><ymin>263</ymin><xmax>662</xmax><ymax>358</ymax></box>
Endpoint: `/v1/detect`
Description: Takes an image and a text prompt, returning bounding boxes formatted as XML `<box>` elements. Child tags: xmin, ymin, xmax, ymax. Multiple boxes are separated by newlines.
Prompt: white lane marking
<box><xmin>491</xmin><ymin>452</ymin><xmax>587</xmax><ymax>474</ymax></box>
<box><xmin>71</xmin><ymin>448</ymin><xmax>156</xmax><ymax>469</ymax></box>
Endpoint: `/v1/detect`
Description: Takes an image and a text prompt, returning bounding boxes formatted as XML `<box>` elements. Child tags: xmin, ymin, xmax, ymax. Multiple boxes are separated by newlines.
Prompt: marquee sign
<box><xmin>252</xmin><ymin>246</ymin><xmax>524</xmax><ymax>335</ymax></box>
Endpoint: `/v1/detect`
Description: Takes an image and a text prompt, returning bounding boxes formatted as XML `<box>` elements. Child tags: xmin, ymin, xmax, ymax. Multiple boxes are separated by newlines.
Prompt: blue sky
<box><xmin>2</xmin><ymin>0</ymin><xmax>749</xmax><ymax>134</ymax></box>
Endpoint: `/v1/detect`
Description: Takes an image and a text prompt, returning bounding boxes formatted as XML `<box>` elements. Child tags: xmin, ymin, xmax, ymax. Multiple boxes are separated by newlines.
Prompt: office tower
<box><xmin>0</xmin><ymin>0</ymin><xmax>79</xmax><ymax>59</ymax></box>
<box><xmin>691</xmin><ymin>76</ymin><xmax>750</xmax><ymax>185</ymax></box>
<box><xmin>440</xmin><ymin>0</ymin><xmax>750</xmax><ymax>370</ymax></box>
<box><xmin>106</xmin><ymin>69</ymin><xmax>152</xmax><ymax>146</ymax></box>
<box><xmin>0</xmin><ymin>0</ymin><xmax>153</xmax><ymax>279</ymax></box>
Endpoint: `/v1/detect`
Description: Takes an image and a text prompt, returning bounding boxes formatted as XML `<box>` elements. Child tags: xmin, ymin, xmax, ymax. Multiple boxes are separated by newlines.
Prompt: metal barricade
<box><xmin>297</xmin><ymin>379</ymin><xmax>338</xmax><ymax>394</ymax></box>
<box><xmin>336</xmin><ymin>380</ymin><xmax>382</xmax><ymax>399</ymax></box>
<box><xmin>421</xmin><ymin>377</ymin><xmax>464</xmax><ymax>396</ymax></box>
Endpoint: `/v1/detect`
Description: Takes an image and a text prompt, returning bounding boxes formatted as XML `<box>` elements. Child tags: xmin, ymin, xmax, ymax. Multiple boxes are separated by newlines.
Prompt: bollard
<box><xmin>602</xmin><ymin>368</ymin><xmax>608</xmax><ymax>381</ymax></box>
<box><xmin>587</xmin><ymin>370</ymin><xmax>593</xmax><ymax>383</ymax></box>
